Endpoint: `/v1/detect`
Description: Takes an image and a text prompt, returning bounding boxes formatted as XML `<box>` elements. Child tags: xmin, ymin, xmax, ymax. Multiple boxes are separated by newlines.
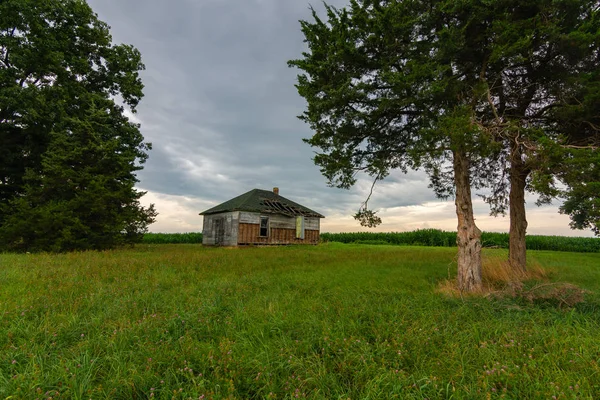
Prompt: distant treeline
<box><xmin>142</xmin><ymin>229</ymin><xmax>599</xmax><ymax>253</ymax></box>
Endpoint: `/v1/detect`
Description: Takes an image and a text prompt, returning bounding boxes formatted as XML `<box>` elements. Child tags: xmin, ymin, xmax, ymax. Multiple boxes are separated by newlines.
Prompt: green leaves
<box><xmin>559</xmin><ymin>149</ymin><xmax>600</xmax><ymax>235</ymax></box>
<box><xmin>290</xmin><ymin>0</ymin><xmax>600</xmax><ymax>237</ymax></box>
<box><xmin>289</xmin><ymin>0</ymin><xmax>500</xmax><ymax>194</ymax></box>
<box><xmin>0</xmin><ymin>0</ymin><xmax>155</xmax><ymax>251</ymax></box>
<box><xmin>353</xmin><ymin>208</ymin><xmax>382</xmax><ymax>228</ymax></box>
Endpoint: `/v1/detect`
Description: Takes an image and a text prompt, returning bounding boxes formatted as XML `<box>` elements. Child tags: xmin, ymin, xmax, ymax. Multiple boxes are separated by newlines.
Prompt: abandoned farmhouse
<box><xmin>200</xmin><ymin>188</ymin><xmax>324</xmax><ymax>246</ymax></box>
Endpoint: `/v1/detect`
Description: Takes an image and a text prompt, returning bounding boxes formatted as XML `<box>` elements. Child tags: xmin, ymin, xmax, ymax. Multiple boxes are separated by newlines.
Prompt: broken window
<box><xmin>259</xmin><ymin>216</ymin><xmax>269</xmax><ymax>237</ymax></box>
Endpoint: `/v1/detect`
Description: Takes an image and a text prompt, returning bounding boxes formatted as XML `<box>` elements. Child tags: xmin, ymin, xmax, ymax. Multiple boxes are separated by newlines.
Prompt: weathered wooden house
<box><xmin>200</xmin><ymin>188</ymin><xmax>324</xmax><ymax>246</ymax></box>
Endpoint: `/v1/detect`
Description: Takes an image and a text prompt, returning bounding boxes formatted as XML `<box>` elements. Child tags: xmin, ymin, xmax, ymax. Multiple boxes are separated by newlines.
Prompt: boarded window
<box><xmin>259</xmin><ymin>216</ymin><xmax>269</xmax><ymax>237</ymax></box>
<box><xmin>296</xmin><ymin>216</ymin><xmax>305</xmax><ymax>239</ymax></box>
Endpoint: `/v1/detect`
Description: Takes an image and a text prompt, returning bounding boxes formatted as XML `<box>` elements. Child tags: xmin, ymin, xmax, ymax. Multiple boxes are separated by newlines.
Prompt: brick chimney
<box><xmin>273</xmin><ymin>187</ymin><xmax>279</xmax><ymax>196</ymax></box>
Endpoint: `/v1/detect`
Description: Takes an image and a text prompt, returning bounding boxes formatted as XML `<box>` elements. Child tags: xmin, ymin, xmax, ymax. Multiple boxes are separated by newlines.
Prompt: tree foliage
<box><xmin>289</xmin><ymin>0</ymin><xmax>600</xmax><ymax>289</ymax></box>
<box><xmin>0</xmin><ymin>0</ymin><xmax>156</xmax><ymax>252</ymax></box>
<box><xmin>289</xmin><ymin>0</ymin><xmax>502</xmax><ymax>291</ymax></box>
<box><xmin>463</xmin><ymin>0</ymin><xmax>600</xmax><ymax>262</ymax></box>
<box><xmin>289</xmin><ymin>1</ymin><xmax>499</xmax><ymax>190</ymax></box>
<box><xmin>560</xmin><ymin>149</ymin><xmax>600</xmax><ymax>235</ymax></box>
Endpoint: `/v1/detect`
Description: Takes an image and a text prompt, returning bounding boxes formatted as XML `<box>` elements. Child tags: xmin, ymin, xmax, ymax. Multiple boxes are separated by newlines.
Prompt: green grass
<box><xmin>1</xmin><ymin>244</ymin><xmax>599</xmax><ymax>398</ymax></box>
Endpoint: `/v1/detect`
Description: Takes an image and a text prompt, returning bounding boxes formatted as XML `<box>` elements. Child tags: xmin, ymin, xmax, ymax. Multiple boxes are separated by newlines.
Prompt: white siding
<box><xmin>239</xmin><ymin>212</ymin><xmax>260</xmax><ymax>224</ymax></box>
<box><xmin>305</xmin><ymin>217</ymin><xmax>320</xmax><ymax>230</ymax></box>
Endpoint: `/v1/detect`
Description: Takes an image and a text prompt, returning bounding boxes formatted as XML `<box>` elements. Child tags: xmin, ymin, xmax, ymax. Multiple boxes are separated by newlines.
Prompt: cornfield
<box><xmin>142</xmin><ymin>232</ymin><xmax>203</xmax><ymax>244</ymax></box>
<box><xmin>142</xmin><ymin>229</ymin><xmax>599</xmax><ymax>253</ymax></box>
<box><xmin>320</xmin><ymin>229</ymin><xmax>600</xmax><ymax>253</ymax></box>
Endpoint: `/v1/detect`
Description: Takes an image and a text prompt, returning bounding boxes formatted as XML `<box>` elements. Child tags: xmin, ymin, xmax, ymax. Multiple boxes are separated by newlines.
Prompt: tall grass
<box><xmin>1</xmin><ymin>244</ymin><xmax>599</xmax><ymax>398</ymax></box>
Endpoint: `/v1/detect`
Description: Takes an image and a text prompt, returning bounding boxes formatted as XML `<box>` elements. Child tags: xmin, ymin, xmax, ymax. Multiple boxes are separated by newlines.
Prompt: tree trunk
<box><xmin>453</xmin><ymin>149</ymin><xmax>483</xmax><ymax>292</ymax></box>
<box><xmin>509</xmin><ymin>143</ymin><xmax>529</xmax><ymax>273</ymax></box>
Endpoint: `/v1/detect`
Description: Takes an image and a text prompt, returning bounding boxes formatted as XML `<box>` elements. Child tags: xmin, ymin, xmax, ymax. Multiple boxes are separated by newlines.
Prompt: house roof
<box><xmin>199</xmin><ymin>189</ymin><xmax>325</xmax><ymax>218</ymax></box>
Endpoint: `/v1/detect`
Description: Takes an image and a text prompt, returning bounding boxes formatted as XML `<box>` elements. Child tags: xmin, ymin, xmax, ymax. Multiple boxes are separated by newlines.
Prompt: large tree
<box><xmin>290</xmin><ymin>0</ymin><xmax>503</xmax><ymax>291</ymax></box>
<box><xmin>0</xmin><ymin>0</ymin><xmax>156</xmax><ymax>251</ymax></box>
<box><xmin>290</xmin><ymin>0</ymin><xmax>599</xmax><ymax>290</ymax></box>
<box><xmin>405</xmin><ymin>0</ymin><xmax>600</xmax><ymax>272</ymax></box>
<box><xmin>468</xmin><ymin>0</ymin><xmax>600</xmax><ymax>271</ymax></box>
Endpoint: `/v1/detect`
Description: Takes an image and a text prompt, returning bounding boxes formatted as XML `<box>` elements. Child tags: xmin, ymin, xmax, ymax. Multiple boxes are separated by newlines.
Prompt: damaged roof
<box><xmin>199</xmin><ymin>189</ymin><xmax>325</xmax><ymax>218</ymax></box>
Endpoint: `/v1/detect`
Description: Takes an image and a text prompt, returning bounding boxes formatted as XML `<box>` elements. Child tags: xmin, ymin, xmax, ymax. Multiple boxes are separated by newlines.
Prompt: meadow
<box><xmin>1</xmin><ymin>243</ymin><xmax>600</xmax><ymax>399</ymax></box>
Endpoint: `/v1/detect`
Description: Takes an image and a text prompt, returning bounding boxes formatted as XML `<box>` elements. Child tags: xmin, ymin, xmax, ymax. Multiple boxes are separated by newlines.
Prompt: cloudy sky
<box><xmin>87</xmin><ymin>0</ymin><xmax>593</xmax><ymax>237</ymax></box>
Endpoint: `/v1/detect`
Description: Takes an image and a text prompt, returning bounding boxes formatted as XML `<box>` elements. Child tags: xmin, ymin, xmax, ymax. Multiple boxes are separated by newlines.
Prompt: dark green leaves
<box><xmin>0</xmin><ymin>0</ymin><xmax>155</xmax><ymax>251</ymax></box>
<box><xmin>290</xmin><ymin>0</ymin><xmax>600</xmax><ymax>236</ymax></box>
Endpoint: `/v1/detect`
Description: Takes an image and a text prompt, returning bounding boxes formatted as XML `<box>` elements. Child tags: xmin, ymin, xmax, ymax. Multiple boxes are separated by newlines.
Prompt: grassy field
<box><xmin>1</xmin><ymin>244</ymin><xmax>599</xmax><ymax>399</ymax></box>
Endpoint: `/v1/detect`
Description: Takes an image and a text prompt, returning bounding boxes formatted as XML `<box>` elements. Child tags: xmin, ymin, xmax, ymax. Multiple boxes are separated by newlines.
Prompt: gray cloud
<box><xmin>90</xmin><ymin>0</ymin><xmax>349</xmax><ymax>202</ymax></box>
<box><xmin>85</xmin><ymin>0</ymin><xmax>590</xmax><ymax>236</ymax></box>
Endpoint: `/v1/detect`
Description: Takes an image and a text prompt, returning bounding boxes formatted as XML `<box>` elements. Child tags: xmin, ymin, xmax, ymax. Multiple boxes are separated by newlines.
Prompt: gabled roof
<box><xmin>199</xmin><ymin>189</ymin><xmax>325</xmax><ymax>218</ymax></box>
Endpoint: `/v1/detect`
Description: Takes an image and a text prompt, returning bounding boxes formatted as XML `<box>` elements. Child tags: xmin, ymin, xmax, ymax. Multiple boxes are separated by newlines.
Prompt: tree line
<box><xmin>289</xmin><ymin>0</ymin><xmax>600</xmax><ymax>291</ymax></box>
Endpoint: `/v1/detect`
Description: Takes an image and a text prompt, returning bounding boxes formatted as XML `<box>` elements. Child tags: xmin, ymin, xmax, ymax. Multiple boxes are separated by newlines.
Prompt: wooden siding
<box><xmin>202</xmin><ymin>211</ymin><xmax>239</xmax><ymax>246</ymax></box>
<box><xmin>305</xmin><ymin>217</ymin><xmax>320</xmax><ymax>231</ymax></box>
<box><xmin>238</xmin><ymin>223</ymin><xmax>319</xmax><ymax>245</ymax></box>
<box><xmin>239</xmin><ymin>212</ymin><xmax>260</xmax><ymax>224</ymax></box>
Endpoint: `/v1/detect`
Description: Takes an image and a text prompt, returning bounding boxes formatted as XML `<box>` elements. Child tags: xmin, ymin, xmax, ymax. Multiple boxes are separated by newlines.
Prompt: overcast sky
<box><xmin>86</xmin><ymin>0</ymin><xmax>593</xmax><ymax>237</ymax></box>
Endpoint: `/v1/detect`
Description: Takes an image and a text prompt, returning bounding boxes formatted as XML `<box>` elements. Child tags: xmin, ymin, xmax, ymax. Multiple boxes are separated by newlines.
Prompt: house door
<box><xmin>214</xmin><ymin>218</ymin><xmax>225</xmax><ymax>245</ymax></box>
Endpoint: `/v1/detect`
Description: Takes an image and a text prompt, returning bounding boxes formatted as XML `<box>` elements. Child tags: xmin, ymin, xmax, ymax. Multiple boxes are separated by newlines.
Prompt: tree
<box><xmin>467</xmin><ymin>0</ymin><xmax>600</xmax><ymax>272</ymax></box>
<box><xmin>290</xmin><ymin>0</ymin><xmax>600</xmax><ymax>289</ymax></box>
<box><xmin>0</xmin><ymin>0</ymin><xmax>156</xmax><ymax>251</ymax></box>
<box><xmin>289</xmin><ymin>0</ymin><xmax>508</xmax><ymax>291</ymax></box>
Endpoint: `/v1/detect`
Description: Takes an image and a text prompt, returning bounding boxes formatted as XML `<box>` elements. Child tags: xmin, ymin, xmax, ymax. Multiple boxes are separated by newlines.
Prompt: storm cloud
<box><xmin>86</xmin><ymin>0</ymin><xmax>592</xmax><ymax>237</ymax></box>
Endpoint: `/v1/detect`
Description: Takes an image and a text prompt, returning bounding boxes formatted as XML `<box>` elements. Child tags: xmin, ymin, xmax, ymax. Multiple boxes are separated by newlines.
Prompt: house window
<box><xmin>259</xmin><ymin>216</ymin><xmax>269</xmax><ymax>237</ymax></box>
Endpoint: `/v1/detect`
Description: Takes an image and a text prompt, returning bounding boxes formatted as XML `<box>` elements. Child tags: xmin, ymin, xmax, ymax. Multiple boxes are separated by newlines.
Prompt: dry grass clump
<box><xmin>481</xmin><ymin>255</ymin><xmax>549</xmax><ymax>287</ymax></box>
<box><xmin>438</xmin><ymin>255</ymin><xmax>586</xmax><ymax>308</ymax></box>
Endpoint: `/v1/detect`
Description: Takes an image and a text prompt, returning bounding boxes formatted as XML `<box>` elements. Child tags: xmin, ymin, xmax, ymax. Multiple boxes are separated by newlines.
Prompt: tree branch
<box><xmin>354</xmin><ymin>173</ymin><xmax>383</xmax><ymax>228</ymax></box>
<box><xmin>560</xmin><ymin>144</ymin><xmax>599</xmax><ymax>150</ymax></box>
